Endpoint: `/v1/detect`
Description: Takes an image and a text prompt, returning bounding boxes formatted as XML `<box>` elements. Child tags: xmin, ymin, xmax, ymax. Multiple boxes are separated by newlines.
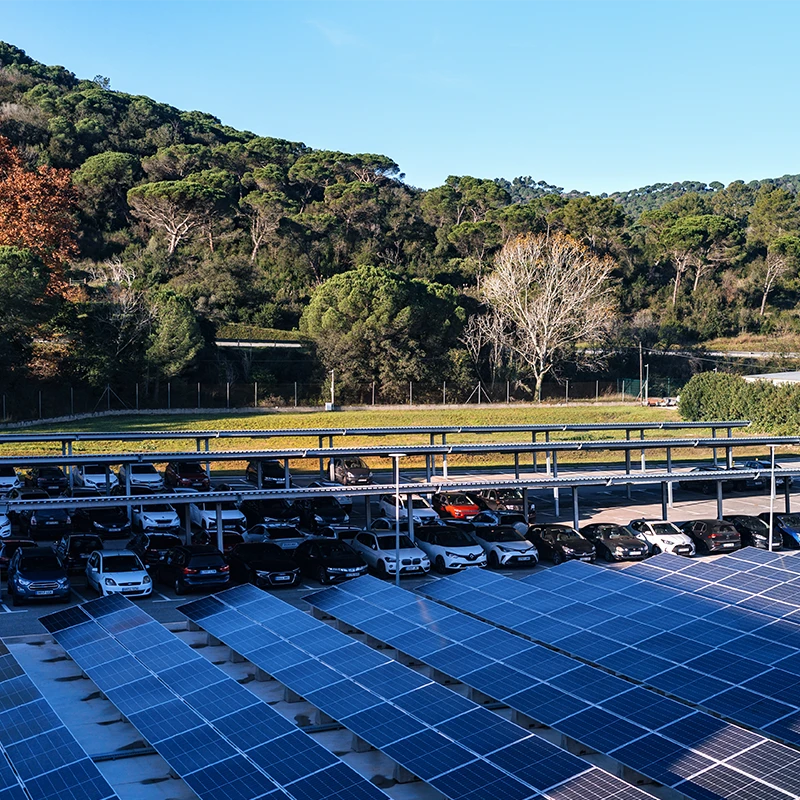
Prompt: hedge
<box><xmin>679</xmin><ymin>372</ymin><xmax>800</xmax><ymax>433</ymax></box>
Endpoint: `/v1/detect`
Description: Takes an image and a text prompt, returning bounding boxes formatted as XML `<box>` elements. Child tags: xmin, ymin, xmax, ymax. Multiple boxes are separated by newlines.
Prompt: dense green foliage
<box><xmin>3</xmin><ymin>41</ymin><xmax>800</xmax><ymax>397</ymax></box>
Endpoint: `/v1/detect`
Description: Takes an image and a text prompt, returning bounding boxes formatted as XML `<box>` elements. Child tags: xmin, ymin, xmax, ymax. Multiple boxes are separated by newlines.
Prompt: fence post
<box><xmin>565</xmin><ymin>380</ymin><xmax>569</xmax><ymax>403</ymax></box>
<box><xmin>254</xmin><ymin>382</ymin><xmax>258</xmax><ymax>408</ymax></box>
<box><xmin>595</xmin><ymin>380</ymin><xmax>599</xmax><ymax>402</ymax></box>
<box><xmin>506</xmin><ymin>381</ymin><xmax>510</xmax><ymax>404</ymax></box>
<box><xmin>135</xmin><ymin>383</ymin><xmax>139</xmax><ymax>411</ymax></box>
<box><xmin>168</xmin><ymin>382</ymin><xmax>171</xmax><ymax>409</ymax></box>
<box><xmin>197</xmin><ymin>382</ymin><xmax>201</xmax><ymax>409</ymax></box>
<box><xmin>442</xmin><ymin>381</ymin><xmax>446</xmax><ymax>405</ymax></box>
<box><xmin>294</xmin><ymin>382</ymin><xmax>298</xmax><ymax>408</ymax></box>
<box><xmin>477</xmin><ymin>382</ymin><xmax>482</xmax><ymax>406</ymax></box>
<box><xmin>38</xmin><ymin>391</ymin><xmax>42</xmax><ymax>419</ymax></box>
<box><xmin>372</xmin><ymin>382</ymin><xmax>375</xmax><ymax>405</ymax></box>
<box><xmin>70</xmin><ymin>387</ymin><xmax>74</xmax><ymax>416</ymax></box>
<box><xmin>409</xmin><ymin>382</ymin><xmax>413</xmax><ymax>405</ymax></box>
<box><xmin>107</xmin><ymin>384</ymin><xmax>111</xmax><ymax>412</ymax></box>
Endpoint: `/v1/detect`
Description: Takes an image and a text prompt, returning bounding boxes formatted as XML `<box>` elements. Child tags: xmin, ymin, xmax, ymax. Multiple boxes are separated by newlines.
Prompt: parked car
<box><xmin>6</xmin><ymin>488</ymin><xmax>72</xmax><ymax>539</ymax></box>
<box><xmin>85</xmin><ymin>550</ymin><xmax>152</xmax><ymax>597</ymax></box>
<box><xmin>307</xmin><ymin>480</ymin><xmax>353</xmax><ymax>513</ymax></box>
<box><xmin>0</xmin><ymin>466</ymin><xmax>22</xmax><ymax>495</ymax></box>
<box><xmin>432</xmin><ymin>492</ymin><xmax>480</xmax><ymax>520</ymax></box>
<box><xmin>580</xmin><ymin>523</ymin><xmax>649</xmax><ymax>563</ymax></box>
<box><xmin>131</xmin><ymin>500</ymin><xmax>180</xmax><ymax>533</ymax></box>
<box><xmin>526</xmin><ymin>524</ymin><xmax>595</xmax><ymax>564</ymax></box>
<box><xmin>25</xmin><ymin>466</ymin><xmax>68</xmax><ymax>495</ymax></box>
<box><xmin>314</xmin><ymin>525</ymin><xmax>363</xmax><ymax>541</ymax></box>
<box><xmin>72</xmin><ymin>463</ymin><xmax>118</xmax><ymax>492</ymax></box>
<box><xmin>243</xmin><ymin>523</ymin><xmax>307</xmax><ymax>552</ymax></box>
<box><xmin>472</xmin><ymin>488</ymin><xmax>536</xmax><ymax>521</ymax></box>
<box><xmin>330</xmin><ymin>456</ymin><xmax>372</xmax><ymax>485</ymax></box>
<box><xmin>413</xmin><ymin>525</ymin><xmax>487</xmax><ymax>573</ymax></box>
<box><xmin>723</xmin><ymin>515</ymin><xmax>783</xmax><ymax>550</ymax></box>
<box><xmin>245</xmin><ymin>459</ymin><xmax>288</xmax><ymax>488</ymax></box>
<box><xmin>370</xmin><ymin>518</ymin><xmax>413</xmax><ymax>534</ymax></box>
<box><xmin>293</xmin><ymin>538</ymin><xmax>368</xmax><ymax>584</ymax></box>
<box><xmin>117</xmin><ymin>463</ymin><xmax>165</xmax><ymax>490</ymax></box>
<box><xmin>61</xmin><ymin>487</ymin><xmax>131</xmax><ymax>537</ymax></box>
<box><xmin>349</xmin><ymin>530</ymin><xmax>430</xmax><ymax>577</ymax></box>
<box><xmin>758</xmin><ymin>512</ymin><xmax>800</xmax><ymax>549</ymax></box>
<box><xmin>53</xmin><ymin>533</ymin><xmax>104</xmax><ymax>573</ymax></box>
<box><xmin>237</xmin><ymin>496</ymin><xmax>300</xmax><ymax>527</ymax></box>
<box><xmin>155</xmin><ymin>544</ymin><xmax>230</xmax><ymax>595</ymax></box>
<box><xmin>164</xmin><ymin>461</ymin><xmax>210</xmax><ymax>490</ymax></box>
<box><xmin>0</xmin><ymin>538</ymin><xmax>35</xmax><ymax>574</ymax></box>
<box><xmin>626</xmin><ymin>519</ymin><xmax>696</xmax><ymax>556</ymax></box>
<box><xmin>126</xmin><ymin>531</ymin><xmax>183</xmax><ymax>568</ymax></box>
<box><xmin>679</xmin><ymin>519</ymin><xmax>742</xmax><ymax>554</ymax></box>
<box><xmin>0</xmin><ymin>512</ymin><xmax>10</xmax><ymax>539</ymax></box>
<box><xmin>377</xmin><ymin>494</ymin><xmax>438</xmax><ymax>524</ymax></box>
<box><xmin>471</xmin><ymin>526</ymin><xmax>539</xmax><ymax>569</ymax></box>
<box><xmin>470</xmin><ymin>510</ymin><xmax>529</xmax><ymax>536</ymax></box>
<box><xmin>678</xmin><ymin>466</ymin><xmax>746</xmax><ymax>494</ymax></box>
<box><xmin>298</xmin><ymin>495</ymin><xmax>349</xmax><ymax>531</ymax></box>
<box><xmin>6</xmin><ymin>546</ymin><xmax>70</xmax><ymax>605</ymax></box>
<box><xmin>189</xmin><ymin>500</ymin><xmax>246</xmax><ymax>534</ymax></box>
<box><xmin>736</xmin><ymin>459</ymin><xmax>793</xmax><ymax>489</ymax></box>
<box><xmin>227</xmin><ymin>542</ymin><xmax>301</xmax><ymax>588</ymax></box>
<box><xmin>191</xmin><ymin>528</ymin><xmax>244</xmax><ymax>554</ymax></box>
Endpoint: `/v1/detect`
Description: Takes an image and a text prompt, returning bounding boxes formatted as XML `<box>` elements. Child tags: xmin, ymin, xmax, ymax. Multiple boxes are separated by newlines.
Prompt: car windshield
<box><xmin>239</xmin><ymin>543</ymin><xmax>283</xmax><ymax>558</ymax></box>
<box><xmin>198</xmin><ymin>502</ymin><xmax>238</xmax><ymax>511</ymax></box>
<box><xmin>482</xmin><ymin>528</ymin><xmax>525</xmax><ymax>542</ymax></box>
<box><xmin>778</xmin><ymin>515</ymin><xmax>800</xmax><ymax>527</ymax></box>
<box><xmin>3</xmin><ymin>542</ymin><xmax>34</xmax><ymax>555</ymax></box>
<box><xmin>410</xmin><ymin>498</ymin><xmax>430</xmax><ymax>509</ymax></box>
<box><xmin>433</xmin><ymin>530</ymin><xmax>474</xmax><ymax>546</ymax></box>
<box><xmin>180</xmin><ymin>463</ymin><xmax>205</xmax><ymax>473</ymax></box>
<box><xmin>315</xmin><ymin>497</ymin><xmax>341</xmax><ymax>509</ymax></box>
<box><xmin>104</xmin><ymin>555</ymin><xmax>142</xmax><ymax>572</ymax></box>
<box><xmin>343</xmin><ymin>459</ymin><xmax>366</xmax><ymax>469</ymax></box>
<box><xmin>266</xmin><ymin>528</ymin><xmax>301</xmax><ymax>539</ymax></box>
<box><xmin>256</xmin><ymin>501</ymin><xmax>289</xmax><ymax>514</ymax></box>
<box><xmin>377</xmin><ymin>535</ymin><xmax>415</xmax><ymax>550</ymax></box>
<box><xmin>443</xmin><ymin>495</ymin><xmax>472</xmax><ymax>505</ymax></box>
<box><xmin>260</xmin><ymin>461</ymin><xmax>284</xmax><ymax>478</ymax></box>
<box><xmin>145</xmin><ymin>504</ymin><xmax>174</xmax><ymax>513</ymax></box>
<box><xmin>188</xmin><ymin>555</ymin><xmax>224</xmax><ymax>568</ymax></box>
<box><xmin>0</xmin><ymin>466</ymin><xmax>16</xmax><ymax>477</ymax></box>
<box><xmin>130</xmin><ymin>465</ymin><xmax>158</xmax><ymax>474</ymax></box>
<box><xmin>591</xmin><ymin>525</ymin><xmax>627</xmax><ymax>539</ymax></box>
<box><xmin>499</xmin><ymin>514</ymin><xmax>525</xmax><ymax>524</ymax></box>
<box><xmin>319</xmin><ymin>540</ymin><xmax>351</xmax><ymax>555</ymax></box>
<box><xmin>21</xmin><ymin>556</ymin><xmax>61</xmax><ymax>570</ymax></box>
<box><xmin>552</xmin><ymin>531</ymin><xmax>581</xmax><ymax>543</ymax></box>
<box><xmin>148</xmin><ymin>536</ymin><xmax>179</xmax><ymax>548</ymax></box>
<box><xmin>70</xmin><ymin>539</ymin><xmax>102</xmax><ymax>554</ymax></box>
<box><xmin>84</xmin><ymin>465</ymin><xmax>108</xmax><ymax>475</ymax></box>
<box><xmin>39</xmin><ymin>468</ymin><xmax>64</xmax><ymax>477</ymax></box>
<box><xmin>25</xmin><ymin>491</ymin><xmax>49</xmax><ymax>500</ymax></box>
<box><xmin>728</xmin><ymin>516</ymin><xmax>768</xmax><ymax>533</ymax></box>
<box><xmin>649</xmin><ymin>523</ymin><xmax>679</xmax><ymax>536</ymax></box>
<box><xmin>496</xmin><ymin>489</ymin><xmax>523</xmax><ymax>501</ymax></box>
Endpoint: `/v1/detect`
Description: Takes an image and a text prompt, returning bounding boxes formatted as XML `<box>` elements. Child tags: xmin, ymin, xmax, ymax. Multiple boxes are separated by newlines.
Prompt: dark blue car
<box><xmin>759</xmin><ymin>512</ymin><xmax>800</xmax><ymax>548</ymax></box>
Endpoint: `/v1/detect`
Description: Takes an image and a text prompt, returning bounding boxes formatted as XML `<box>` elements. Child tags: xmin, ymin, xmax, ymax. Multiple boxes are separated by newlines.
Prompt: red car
<box><xmin>164</xmin><ymin>461</ymin><xmax>211</xmax><ymax>490</ymax></box>
<box><xmin>433</xmin><ymin>492</ymin><xmax>480</xmax><ymax>520</ymax></box>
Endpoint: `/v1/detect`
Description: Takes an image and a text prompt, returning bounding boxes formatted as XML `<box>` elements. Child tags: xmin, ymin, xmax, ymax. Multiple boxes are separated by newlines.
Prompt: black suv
<box><xmin>61</xmin><ymin>487</ymin><xmax>131</xmax><ymax>537</ymax></box>
<box><xmin>155</xmin><ymin>545</ymin><xmax>230</xmax><ymax>595</ymax></box>
<box><xmin>679</xmin><ymin>519</ymin><xmax>742</xmax><ymax>554</ymax></box>
<box><xmin>227</xmin><ymin>542</ymin><xmax>300</xmax><ymax>588</ymax></box>
<box><xmin>298</xmin><ymin>495</ymin><xmax>349</xmax><ymax>531</ymax></box>
<box><xmin>723</xmin><ymin>515</ymin><xmax>782</xmax><ymax>550</ymax></box>
<box><xmin>6</xmin><ymin>546</ymin><xmax>70</xmax><ymax>605</ymax></box>
<box><xmin>52</xmin><ymin>533</ymin><xmax>104</xmax><ymax>573</ymax></box>
<box><xmin>126</xmin><ymin>531</ymin><xmax>183</xmax><ymax>568</ymax></box>
<box><xmin>245</xmin><ymin>459</ymin><xmax>288</xmax><ymax>488</ymax></box>
<box><xmin>526</xmin><ymin>524</ymin><xmax>595</xmax><ymax>564</ymax></box>
<box><xmin>25</xmin><ymin>467</ymin><xmax>68</xmax><ymax>495</ymax></box>
<box><xmin>293</xmin><ymin>538</ymin><xmax>368</xmax><ymax>584</ymax></box>
<box><xmin>580</xmin><ymin>523</ymin><xmax>649</xmax><ymax>562</ymax></box>
<box><xmin>6</xmin><ymin>488</ymin><xmax>72</xmax><ymax>539</ymax></box>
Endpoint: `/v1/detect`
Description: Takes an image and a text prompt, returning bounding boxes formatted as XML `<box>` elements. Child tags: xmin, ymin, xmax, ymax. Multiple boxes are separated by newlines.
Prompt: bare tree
<box><xmin>479</xmin><ymin>232</ymin><xmax>616</xmax><ymax>401</ymax></box>
<box><xmin>760</xmin><ymin>237</ymin><xmax>800</xmax><ymax>316</ymax></box>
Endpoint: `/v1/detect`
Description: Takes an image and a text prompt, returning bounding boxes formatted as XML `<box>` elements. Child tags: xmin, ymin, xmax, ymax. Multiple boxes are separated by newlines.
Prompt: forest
<box><xmin>1</xmin><ymin>41</ymin><xmax>800</xmax><ymax>405</ymax></box>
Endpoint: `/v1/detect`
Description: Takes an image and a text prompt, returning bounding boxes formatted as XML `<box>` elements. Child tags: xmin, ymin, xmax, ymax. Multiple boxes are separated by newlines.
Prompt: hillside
<box><xmin>1</xmin><ymin>41</ymin><xmax>800</xmax><ymax>406</ymax></box>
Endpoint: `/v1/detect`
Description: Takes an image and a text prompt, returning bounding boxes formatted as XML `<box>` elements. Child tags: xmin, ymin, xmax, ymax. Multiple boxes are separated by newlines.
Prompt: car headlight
<box><xmin>327</xmin><ymin>567</ymin><xmax>349</xmax><ymax>574</ymax></box>
<box><xmin>562</xmin><ymin>547</ymin><xmax>574</xmax><ymax>554</ymax></box>
<box><xmin>615</xmin><ymin>546</ymin><xmax>625</xmax><ymax>554</ymax></box>
<box><xmin>445</xmin><ymin>551</ymin><xmax>462</xmax><ymax>558</ymax></box>
<box><xmin>92</xmin><ymin>521</ymin><xmax>104</xmax><ymax>529</ymax></box>
<box><xmin>346</xmin><ymin>472</ymin><xmax>355</xmax><ymax>478</ymax></box>
<box><xmin>662</xmin><ymin>539</ymin><xmax>675</xmax><ymax>546</ymax></box>
<box><xmin>142</xmin><ymin>575</ymin><xmax>151</xmax><ymax>584</ymax></box>
<box><xmin>104</xmin><ymin>577</ymin><xmax>117</xmax><ymax>586</ymax></box>
<box><xmin>384</xmin><ymin>555</ymin><xmax>397</xmax><ymax>562</ymax></box>
<box><xmin>17</xmin><ymin>576</ymin><xmax>31</xmax><ymax>586</ymax></box>
<box><xmin>496</xmin><ymin>545</ymin><xmax>512</xmax><ymax>553</ymax></box>
<box><xmin>314</xmin><ymin>515</ymin><xmax>323</xmax><ymax>523</ymax></box>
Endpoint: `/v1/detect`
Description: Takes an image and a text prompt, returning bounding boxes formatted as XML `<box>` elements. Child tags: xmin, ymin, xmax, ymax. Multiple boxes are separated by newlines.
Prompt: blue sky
<box><xmin>3</xmin><ymin>1</ymin><xmax>798</xmax><ymax>194</ymax></box>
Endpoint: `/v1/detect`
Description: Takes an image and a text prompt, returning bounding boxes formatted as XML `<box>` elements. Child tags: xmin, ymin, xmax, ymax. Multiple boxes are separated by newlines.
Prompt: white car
<box><xmin>349</xmin><ymin>530</ymin><xmax>430</xmax><ymax>577</ymax></box>
<box><xmin>0</xmin><ymin>466</ymin><xmax>21</xmax><ymax>495</ymax></box>
<box><xmin>0</xmin><ymin>513</ymin><xmax>10</xmax><ymax>538</ymax></box>
<box><xmin>413</xmin><ymin>525</ymin><xmax>487</xmax><ymax>572</ymax></box>
<box><xmin>85</xmin><ymin>550</ymin><xmax>152</xmax><ymax>597</ymax></box>
<box><xmin>132</xmin><ymin>502</ymin><xmax>180</xmax><ymax>533</ymax></box>
<box><xmin>378</xmin><ymin>494</ymin><xmax>439</xmax><ymax>524</ymax></box>
<box><xmin>471</xmin><ymin>526</ymin><xmax>539</xmax><ymax>569</ymax></box>
<box><xmin>189</xmin><ymin>500</ymin><xmax>246</xmax><ymax>534</ymax></box>
<box><xmin>73</xmin><ymin>463</ymin><xmax>119</xmax><ymax>492</ymax></box>
<box><xmin>243</xmin><ymin>523</ymin><xmax>307</xmax><ymax>551</ymax></box>
<box><xmin>117</xmin><ymin>463</ymin><xmax>165</xmax><ymax>490</ymax></box>
<box><xmin>627</xmin><ymin>519</ymin><xmax>696</xmax><ymax>557</ymax></box>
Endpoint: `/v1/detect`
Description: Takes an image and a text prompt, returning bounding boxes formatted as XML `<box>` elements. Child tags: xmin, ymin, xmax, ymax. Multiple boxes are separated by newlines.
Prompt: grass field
<box><xmin>0</xmin><ymin>404</ymin><xmax>785</xmax><ymax>474</ymax></box>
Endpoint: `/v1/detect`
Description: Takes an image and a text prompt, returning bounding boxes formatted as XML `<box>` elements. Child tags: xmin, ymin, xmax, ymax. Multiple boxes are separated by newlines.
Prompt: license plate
<box><xmin>108</xmin><ymin>528</ymin><xmax>120</xmax><ymax>533</ymax></box>
<box><xmin>199</xmin><ymin>570</ymin><xmax>215</xmax><ymax>575</ymax></box>
<box><xmin>274</xmin><ymin>575</ymin><xmax>291</xmax><ymax>582</ymax></box>
<box><xmin>36</xmin><ymin>590</ymin><xmax>53</xmax><ymax>595</ymax></box>
<box><xmin>48</xmin><ymin>485</ymin><xmax>58</xmax><ymax>490</ymax></box>
<box><xmin>122</xmin><ymin>588</ymin><xmax>138</xmax><ymax>593</ymax></box>
<box><xmin>46</xmin><ymin>521</ymin><xmax>58</xmax><ymax>525</ymax></box>
<box><xmin>516</xmin><ymin>556</ymin><xmax>531</xmax><ymax>561</ymax></box>
<box><xmin>723</xmin><ymin>542</ymin><xmax>735</xmax><ymax>548</ymax></box>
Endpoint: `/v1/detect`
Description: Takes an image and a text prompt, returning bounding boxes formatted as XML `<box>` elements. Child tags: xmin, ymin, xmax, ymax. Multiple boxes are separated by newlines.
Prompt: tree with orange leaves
<box><xmin>0</xmin><ymin>136</ymin><xmax>77</xmax><ymax>294</ymax></box>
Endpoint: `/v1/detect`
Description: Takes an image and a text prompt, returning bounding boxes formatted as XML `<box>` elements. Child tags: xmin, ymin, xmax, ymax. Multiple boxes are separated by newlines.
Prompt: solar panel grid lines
<box><xmin>0</xmin><ymin>640</ymin><xmax>117</xmax><ymax>800</ymax></box>
<box><xmin>178</xmin><ymin>584</ymin><xmax>653</xmax><ymax>800</ymax></box>
<box><xmin>384</xmin><ymin>573</ymin><xmax>800</xmax><ymax>800</ymax></box>
<box><xmin>39</xmin><ymin>601</ymin><xmax>390</xmax><ymax>800</ymax></box>
<box><xmin>303</xmin><ymin>577</ymin><xmax>800</xmax><ymax>800</ymax></box>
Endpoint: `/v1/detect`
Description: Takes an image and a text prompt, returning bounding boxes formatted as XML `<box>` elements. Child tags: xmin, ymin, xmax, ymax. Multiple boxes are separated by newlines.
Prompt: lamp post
<box><xmin>769</xmin><ymin>445</ymin><xmax>776</xmax><ymax>552</ymax></box>
<box><xmin>387</xmin><ymin>453</ymin><xmax>406</xmax><ymax>587</ymax></box>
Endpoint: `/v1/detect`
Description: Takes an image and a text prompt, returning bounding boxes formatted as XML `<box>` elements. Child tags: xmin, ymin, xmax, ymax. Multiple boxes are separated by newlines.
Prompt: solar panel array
<box><xmin>0</xmin><ymin>640</ymin><xmax>117</xmax><ymax>800</ymax></box>
<box><xmin>178</xmin><ymin>583</ymin><xmax>653</xmax><ymax>800</ymax></box>
<box><xmin>423</xmin><ymin>559</ymin><xmax>800</xmax><ymax>750</ymax></box>
<box><xmin>40</xmin><ymin>596</ymin><xmax>390</xmax><ymax>800</ymax></box>
<box><xmin>306</xmin><ymin>575</ymin><xmax>800</xmax><ymax>800</ymax></box>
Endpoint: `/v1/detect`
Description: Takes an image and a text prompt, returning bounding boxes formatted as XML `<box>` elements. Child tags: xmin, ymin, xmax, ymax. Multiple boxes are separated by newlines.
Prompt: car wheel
<box><xmin>488</xmin><ymin>551</ymin><xmax>501</xmax><ymax>569</ymax></box>
<box><xmin>603</xmin><ymin>548</ymin><xmax>615</xmax><ymax>563</ymax></box>
<box><xmin>552</xmin><ymin>551</ymin><xmax>564</xmax><ymax>565</ymax></box>
<box><xmin>317</xmin><ymin>567</ymin><xmax>330</xmax><ymax>585</ymax></box>
<box><xmin>174</xmin><ymin>578</ymin><xmax>185</xmax><ymax>596</ymax></box>
<box><xmin>11</xmin><ymin>590</ymin><xmax>21</xmax><ymax>607</ymax></box>
<box><xmin>652</xmin><ymin>545</ymin><xmax>662</xmax><ymax>555</ymax></box>
<box><xmin>435</xmin><ymin>555</ymin><xmax>447</xmax><ymax>574</ymax></box>
<box><xmin>376</xmin><ymin>560</ymin><xmax>388</xmax><ymax>578</ymax></box>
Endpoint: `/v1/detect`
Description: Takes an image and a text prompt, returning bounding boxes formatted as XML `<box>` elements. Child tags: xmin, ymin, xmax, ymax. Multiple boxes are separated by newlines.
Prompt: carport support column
<box><xmin>184</xmin><ymin>503</ymin><xmax>192</xmax><ymax>545</ymax></box>
<box><xmin>712</xmin><ymin>427</ymin><xmax>718</xmax><ymax>466</ymax></box>
<box><xmin>625</xmin><ymin>430</ymin><xmax>632</xmax><ymax>500</ymax></box>
<box><xmin>425</xmin><ymin>454</ymin><xmax>432</xmax><ymax>481</ymax></box>
<box><xmin>532</xmin><ymin>432</ymin><xmax>537</xmax><ymax>472</ymax></box>
<box><xmin>365</xmin><ymin>495</ymin><xmax>372</xmax><ymax>528</ymax></box>
<box><xmin>318</xmin><ymin>436</ymin><xmax>325</xmax><ymax>478</ymax></box>
<box><xmin>640</xmin><ymin>430</ymin><xmax>646</xmax><ymax>472</ymax></box>
<box><xmin>442</xmin><ymin>451</ymin><xmax>448</xmax><ymax>480</ymax></box>
<box><xmin>786</xmin><ymin>481</ymin><xmax>792</xmax><ymax>514</ymax></box>
<box><xmin>408</xmin><ymin>500</ymin><xmax>415</xmax><ymax>542</ymax></box>
<box><xmin>666</xmin><ymin>448</ymin><xmax>673</xmax><ymax>508</ymax></box>
<box><xmin>552</xmin><ymin>451</ymin><xmax>559</xmax><ymax>518</ymax></box>
<box><xmin>125</xmin><ymin>469</ymin><xmax>132</xmax><ymax>523</ymax></box>
<box><xmin>215</xmin><ymin>503</ymin><xmax>224</xmax><ymax>552</ymax></box>
<box><xmin>514</xmin><ymin>453</ymin><xmax>520</xmax><ymax>480</ymax></box>
<box><xmin>716</xmin><ymin>481</ymin><xmax>724</xmax><ymax>521</ymax></box>
<box><xmin>661</xmin><ymin>482</ymin><xmax>668</xmax><ymax>521</ymax></box>
<box><xmin>67</xmin><ymin>442</ymin><xmax>74</xmax><ymax>489</ymax></box>
<box><xmin>204</xmin><ymin>439</ymin><xmax>210</xmax><ymax>480</ymax></box>
<box><xmin>571</xmin><ymin>486</ymin><xmax>579</xmax><ymax>531</ymax></box>
<box><xmin>726</xmin><ymin>445</ymin><xmax>733</xmax><ymax>470</ymax></box>
<box><xmin>257</xmin><ymin>461</ymin><xmax>263</xmax><ymax>487</ymax></box>
<box><xmin>523</xmin><ymin>488</ymin><xmax>530</xmax><ymax>522</ymax></box>
<box><xmin>545</xmin><ymin>432</ymin><xmax>551</xmax><ymax>474</ymax></box>
<box><xmin>284</xmin><ymin>461</ymin><xmax>290</xmax><ymax>489</ymax></box>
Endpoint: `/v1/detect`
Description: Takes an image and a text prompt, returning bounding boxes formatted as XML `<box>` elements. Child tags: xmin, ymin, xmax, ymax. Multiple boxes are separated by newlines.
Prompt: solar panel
<box><xmin>40</xmin><ymin>601</ymin><xmax>389</xmax><ymax>800</ymax></box>
<box><xmin>0</xmin><ymin>640</ymin><xmax>116</xmax><ymax>800</ymax></box>
<box><xmin>305</xmin><ymin>575</ymin><xmax>800</xmax><ymax>800</ymax></box>
<box><xmin>178</xmin><ymin>584</ymin><xmax>655</xmax><ymax>800</ymax></box>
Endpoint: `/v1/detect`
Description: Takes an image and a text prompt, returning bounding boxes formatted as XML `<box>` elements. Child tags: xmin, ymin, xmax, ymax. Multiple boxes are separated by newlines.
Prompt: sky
<box><xmin>2</xmin><ymin>0</ymin><xmax>798</xmax><ymax>194</ymax></box>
